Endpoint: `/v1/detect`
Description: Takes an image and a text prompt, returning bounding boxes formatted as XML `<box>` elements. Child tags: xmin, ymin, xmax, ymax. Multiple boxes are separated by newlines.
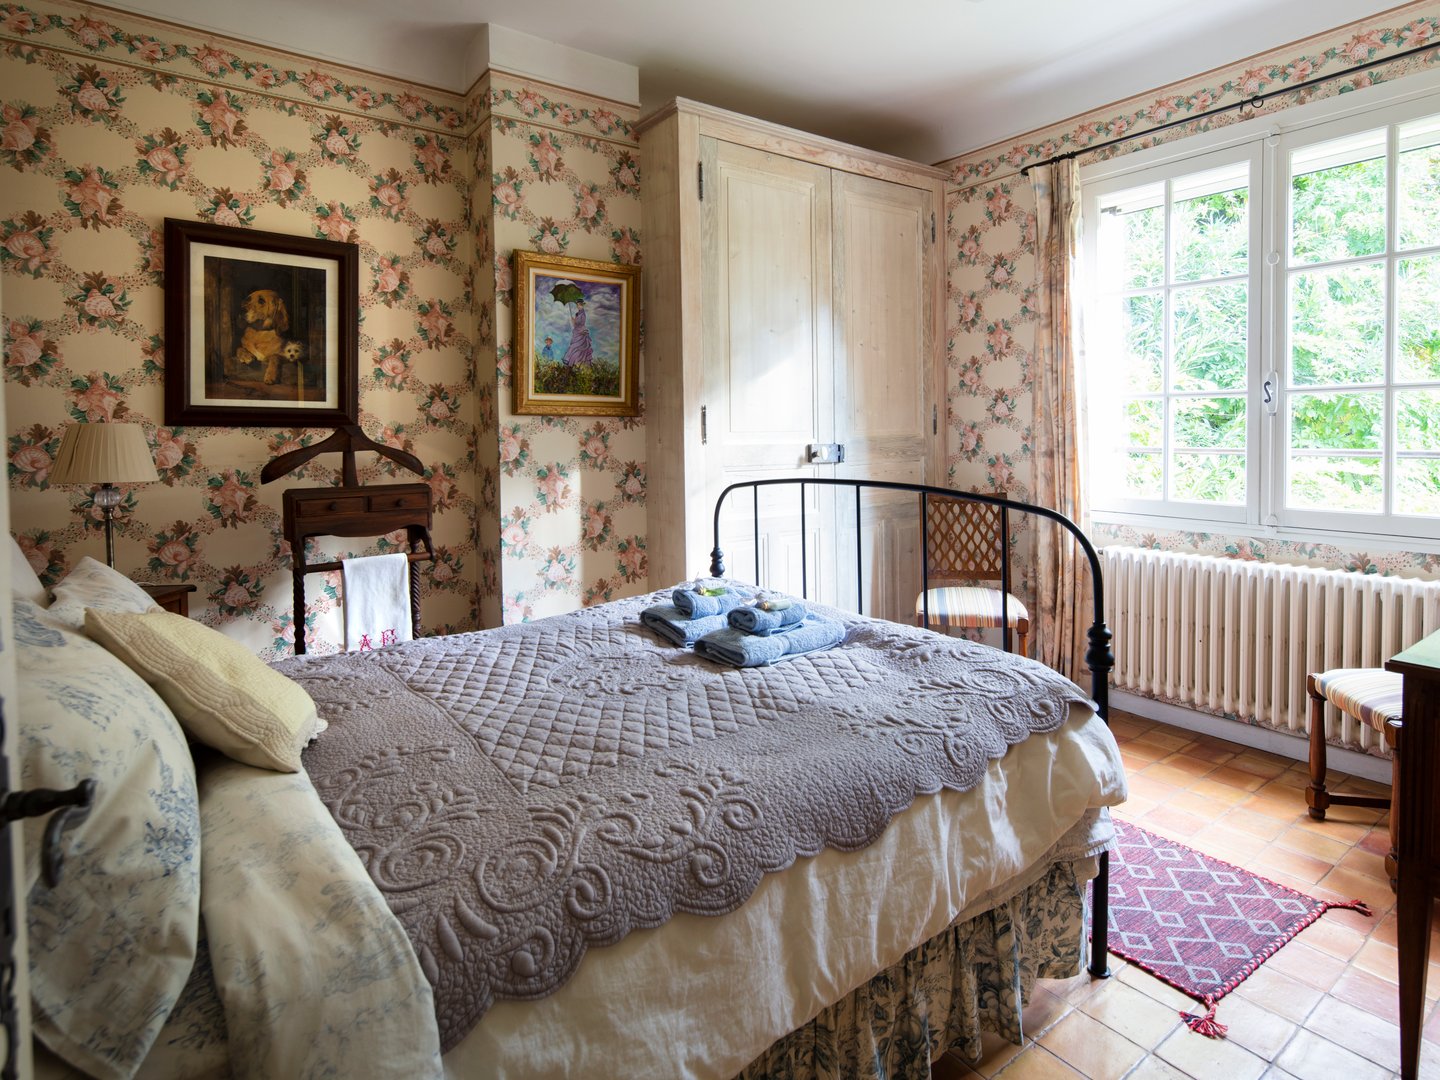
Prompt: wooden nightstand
<box><xmin>140</xmin><ymin>583</ymin><xmax>196</xmax><ymax>617</ymax></box>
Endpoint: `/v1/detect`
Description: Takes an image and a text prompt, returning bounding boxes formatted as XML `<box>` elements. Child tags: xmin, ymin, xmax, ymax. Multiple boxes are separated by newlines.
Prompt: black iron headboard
<box><xmin>709</xmin><ymin>476</ymin><xmax>1116</xmax><ymax>979</ymax></box>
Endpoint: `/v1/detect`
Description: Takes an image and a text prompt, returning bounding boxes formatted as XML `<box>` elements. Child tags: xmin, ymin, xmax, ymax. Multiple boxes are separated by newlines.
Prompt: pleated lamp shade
<box><xmin>49</xmin><ymin>422</ymin><xmax>157</xmax><ymax>486</ymax></box>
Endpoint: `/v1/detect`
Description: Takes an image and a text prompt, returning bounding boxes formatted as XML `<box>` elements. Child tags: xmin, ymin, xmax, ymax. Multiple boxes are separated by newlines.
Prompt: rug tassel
<box><xmin>1334</xmin><ymin>899</ymin><xmax>1374</xmax><ymax>917</ymax></box>
<box><xmin>1180</xmin><ymin>1003</ymin><xmax>1228</xmax><ymax>1038</ymax></box>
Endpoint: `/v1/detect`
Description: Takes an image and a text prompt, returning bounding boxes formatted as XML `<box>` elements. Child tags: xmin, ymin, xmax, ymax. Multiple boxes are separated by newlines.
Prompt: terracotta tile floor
<box><xmin>934</xmin><ymin>709</ymin><xmax>1440</xmax><ymax>1080</ymax></box>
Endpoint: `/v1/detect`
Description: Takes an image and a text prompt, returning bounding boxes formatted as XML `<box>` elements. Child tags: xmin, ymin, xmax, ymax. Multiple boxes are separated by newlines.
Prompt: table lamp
<box><xmin>49</xmin><ymin>422</ymin><xmax>158</xmax><ymax>568</ymax></box>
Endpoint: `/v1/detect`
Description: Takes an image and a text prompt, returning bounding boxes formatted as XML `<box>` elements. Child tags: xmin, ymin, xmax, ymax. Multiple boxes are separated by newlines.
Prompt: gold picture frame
<box><xmin>511</xmin><ymin>250</ymin><xmax>640</xmax><ymax>417</ymax></box>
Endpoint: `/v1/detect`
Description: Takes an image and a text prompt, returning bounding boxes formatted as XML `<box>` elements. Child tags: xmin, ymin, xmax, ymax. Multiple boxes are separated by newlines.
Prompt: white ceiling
<box><xmin>107</xmin><ymin>0</ymin><xmax>1404</xmax><ymax>163</ymax></box>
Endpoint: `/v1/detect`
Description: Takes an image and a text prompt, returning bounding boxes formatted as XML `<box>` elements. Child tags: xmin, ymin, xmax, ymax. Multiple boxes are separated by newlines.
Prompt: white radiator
<box><xmin>1101</xmin><ymin>546</ymin><xmax>1440</xmax><ymax>752</ymax></box>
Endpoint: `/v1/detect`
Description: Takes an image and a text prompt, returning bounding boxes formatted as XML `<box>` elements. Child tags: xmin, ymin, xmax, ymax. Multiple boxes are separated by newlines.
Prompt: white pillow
<box><xmin>8</xmin><ymin>532</ymin><xmax>46</xmax><ymax>605</ymax></box>
<box><xmin>13</xmin><ymin>599</ymin><xmax>201</xmax><ymax>1079</ymax></box>
<box><xmin>45</xmin><ymin>555</ymin><xmax>161</xmax><ymax>632</ymax></box>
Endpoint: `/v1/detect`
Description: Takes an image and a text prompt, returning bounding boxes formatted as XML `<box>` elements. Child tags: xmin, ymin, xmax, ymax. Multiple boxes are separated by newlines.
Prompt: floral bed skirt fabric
<box><xmin>736</xmin><ymin>858</ymin><xmax>1090</xmax><ymax>1080</ymax></box>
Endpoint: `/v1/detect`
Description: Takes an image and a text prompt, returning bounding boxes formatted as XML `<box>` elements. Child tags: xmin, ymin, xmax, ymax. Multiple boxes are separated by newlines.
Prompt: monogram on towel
<box><xmin>341</xmin><ymin>552</ymin><xmax>412</xmax><ymax>652</ymax></box>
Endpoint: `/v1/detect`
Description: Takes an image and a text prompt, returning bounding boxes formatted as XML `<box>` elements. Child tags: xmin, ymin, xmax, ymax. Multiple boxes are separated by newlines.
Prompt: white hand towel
<box><xmin>342</xmin><ymin>552</ymin><xmax>413</xmax><ymax>652</ymax></box>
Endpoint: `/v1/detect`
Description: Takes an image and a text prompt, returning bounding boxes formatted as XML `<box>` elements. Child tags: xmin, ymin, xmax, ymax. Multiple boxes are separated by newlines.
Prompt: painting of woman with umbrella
<box><xmin>512</xmin><ymin>250</ymin><xmax>640</xmax><ymax>416</ymax></box>
<box><xmin>549</xmin><ymin>280</ymin><xmax>596</xmax><ymax>367</ymax></box>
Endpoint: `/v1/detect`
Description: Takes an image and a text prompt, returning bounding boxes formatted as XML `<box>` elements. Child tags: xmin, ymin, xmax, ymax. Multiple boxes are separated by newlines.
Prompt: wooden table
<box><xmin>1385</xmin><ymin>631</ymin><xmax>1440</xmax><ymax>1079</ymax></box>
<box><xmin>139</xmin><ymin>582</ymin><xmax>196</xmax><ymax>617</ymax></box>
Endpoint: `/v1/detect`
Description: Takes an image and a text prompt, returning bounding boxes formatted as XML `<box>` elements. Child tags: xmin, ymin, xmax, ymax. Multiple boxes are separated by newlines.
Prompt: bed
<box><xmin>11</xmin><ymin>479</ymin><xmax>1126</xmax><ymax>1080</ymax></box>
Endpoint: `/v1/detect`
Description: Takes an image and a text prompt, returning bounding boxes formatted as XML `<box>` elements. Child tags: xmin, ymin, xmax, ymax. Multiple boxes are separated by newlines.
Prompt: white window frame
<box><xmin>1265</xmin><ymin>100</ymin><xmax>1440</xmax><ymax>540</ymax></box>
<box><xmin>1082</xmin><ymin>142</ymin><xmax>1263</xmax><ymax>528</ymax></box>
<box><xmin>1080</xmin><ymin>69</ymin><xmax>1440</xmax><ymax>551</ymax></box>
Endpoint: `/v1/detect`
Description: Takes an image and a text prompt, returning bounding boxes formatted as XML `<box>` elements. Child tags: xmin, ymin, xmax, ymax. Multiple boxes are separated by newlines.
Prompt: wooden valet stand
<box><xmin>262</xmin><ymin>425</ymin><xmax>435</xmax><ymax>655</ymax></box>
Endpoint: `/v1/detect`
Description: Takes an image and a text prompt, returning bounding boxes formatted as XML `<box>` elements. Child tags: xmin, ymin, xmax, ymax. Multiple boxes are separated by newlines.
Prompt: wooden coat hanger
<box><xmin>260</xmin><ymin>423</ymin><xmax>424</xmax><ymax>486</ymax></box>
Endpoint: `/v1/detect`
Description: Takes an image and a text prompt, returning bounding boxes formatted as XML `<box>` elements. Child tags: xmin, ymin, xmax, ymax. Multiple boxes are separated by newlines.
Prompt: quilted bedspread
<box><xmin>279</xmin><ymin>589</ymin><xmax>1094</xmax><ymax>1051</ymax></box>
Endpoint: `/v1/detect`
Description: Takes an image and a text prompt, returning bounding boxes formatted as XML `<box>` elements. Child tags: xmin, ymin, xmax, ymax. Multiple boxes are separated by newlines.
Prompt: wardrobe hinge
<box><xmin>932</xmin><ymin>403</ymin><xmax>938</xmax><ymax>435</ymax></box>
<box><xmin>930</xmin><ymin>213</ymin><xmax>936</xmax><ymax>243</ymax></box>
<box><xmin>701</xmin><ymin>404</ymin><xmax>708</xmax><ymax>444</ymax></box>
<box><xmin>698</xmin><ymin>161</ymin><xmax>704</xmax><ymax>201</ymax></box>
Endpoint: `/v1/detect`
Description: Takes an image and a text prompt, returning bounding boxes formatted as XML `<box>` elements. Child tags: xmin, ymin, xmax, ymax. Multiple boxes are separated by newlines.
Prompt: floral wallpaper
<box><xmin>939</xmin><ymin>2</ymin><xmax>1440</xmax><ymax>598</ymax></box>
<box><xmin>11</xmin><ymin>0</ymin><xmax>1429</xmax><ymax>659</ymax></box>
<box><xmin>1</xmin><ymin>0</ymin><xmax>655</xmax><ymax>652</ymax></box>
<box><xmin>0</xmin><ymin>0</ymin><xmax>483</xmax><ymax>656</ymax></box>
<box><xmin>482</xmin><ymin>74</ymin><xmax>647</xmax><ymax>623</ymax></box>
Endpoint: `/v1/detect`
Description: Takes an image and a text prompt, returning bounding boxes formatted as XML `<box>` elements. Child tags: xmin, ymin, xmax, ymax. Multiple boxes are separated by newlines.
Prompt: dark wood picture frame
<box><xmin>164</xmin><ymin>218</ymin><xmax>359</xmax><ymax>428</ymax></box>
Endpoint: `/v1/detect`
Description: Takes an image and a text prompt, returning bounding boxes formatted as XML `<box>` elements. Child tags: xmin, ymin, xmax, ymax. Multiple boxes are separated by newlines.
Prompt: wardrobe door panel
<box><xmin>831</xmin><ymin>171</ymin><xmax>935</xmax><ymax>621</ymax></box>
<box><xmin>702</xmin><ymin>138</ymin><xmax>838</xmax><ymax>601</ymax></box>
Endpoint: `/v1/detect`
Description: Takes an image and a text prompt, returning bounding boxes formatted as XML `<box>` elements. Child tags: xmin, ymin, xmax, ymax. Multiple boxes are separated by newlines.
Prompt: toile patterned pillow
<box><xmin>44</xmin><ymin>555</ymin><xmax>161</xmax><ymax>632</ymax></box>
<box><xmin>13</xmin><ymin>599</ymin><xmax>201</xmax><ymax>1080</ymax></box>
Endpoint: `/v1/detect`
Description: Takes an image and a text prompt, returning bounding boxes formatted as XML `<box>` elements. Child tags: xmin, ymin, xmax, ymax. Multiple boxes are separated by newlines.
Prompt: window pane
<box><xmin>1396</xmin><ymin>457</ymin><xmax>1440</xmax><ymax>516</ymax></box>
<box><xmin>1121</xmin><ymin>398</ymin><xmax>1163</xmax><ymax>447</ymax></box>
<box><xmin>1397</xmin><ymin>255</ymin><xmax>1440</xmax><ymax>382</ymax></box>
<box><xmin>1097</xmin><ymin>183</ymin><xmax>1164</xmax><ymax>290</ymax></box>
<box><xmin>1119</xmin><ymin>293</ymin><xmax>1163</xmax><ymax>392</ymax></box>
<box><xmin>1288</xmin><ymin>455</ymin><xmax>1382</xmax><ymax>512</ymax></box>
<box><xmin>1290</xmin><ymin>129</ymin><xmax>1386</xmax><ymax>265</ymax></box>
<box><xmin>1397</xmin><ymin>389</ymin><xmax>1440</xmax><ymax>452</ymax></box>
<box><xmin>1172</xmin><ymin>282</ymin><xmax>1247</xmax><ymax>391</ymax></box>
<box><xmin>1171</xmin><ymin>453</ymin><xmax>1245</xmax><ymax>504</ymax></box>
<box><xmin>1121</xmin><ymin>451</ymin><xmax>1162</xmax><ymax>499</ymax></box>
<box><xmin>1289</xmin><ymin>262</ymin><xmax>1385</xmax><ymax>385</ymax></box>
<box><xmin>1173</xmin><ymin>396</ymin><xmax>1245</xmax><ymax>449</ymax></box>
<box><xmin>1289</xmin><ymin>391</ymin><xmax>1382</xmax><ymax>450</ymax></box>
<box><xmin>1399</xmin><ymin>115</ymin><xmax>1440</xmax><ymax>250</ymax></box>
<box><xmin>1172</xmin><ymin>163</ymin><xmax>1249</xmax><ymax>282</ymax></box>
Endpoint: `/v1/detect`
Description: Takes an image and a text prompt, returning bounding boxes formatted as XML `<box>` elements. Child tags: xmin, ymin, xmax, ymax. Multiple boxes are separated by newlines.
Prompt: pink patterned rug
<box><xmin>1103</xmin><ymin>819</ymin><xmax>1372</xmax><ymax>1037</ymax></box>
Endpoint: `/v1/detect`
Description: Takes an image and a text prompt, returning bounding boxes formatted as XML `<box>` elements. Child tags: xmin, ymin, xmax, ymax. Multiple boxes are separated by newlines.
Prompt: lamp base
<box><xmin>94</xmin><ymin>483</ymin><xmax>122</xmax><ymax>568</ymax></box>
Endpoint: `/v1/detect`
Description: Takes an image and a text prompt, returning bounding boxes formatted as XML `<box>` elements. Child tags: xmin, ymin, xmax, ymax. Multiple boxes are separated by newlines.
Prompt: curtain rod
<box><xmin>1019</xmin><ymin>38</ymin><xmax>1440</xmax><ymax>177</ymax></box>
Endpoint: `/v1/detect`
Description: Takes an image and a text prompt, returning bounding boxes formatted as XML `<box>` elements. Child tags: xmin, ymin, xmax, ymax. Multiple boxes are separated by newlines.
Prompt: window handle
<box><xmin>1263</xmin><ymin>372</ymin><xmax>1278</xmax><ymax>415</ymax></box>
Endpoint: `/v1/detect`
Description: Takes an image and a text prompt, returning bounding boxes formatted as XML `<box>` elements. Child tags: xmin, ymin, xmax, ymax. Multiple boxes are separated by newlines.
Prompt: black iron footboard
<box><xmin>709</xmin><ymin>477</ymin><xmax>1116</xmax><ymax>980</ymax></box>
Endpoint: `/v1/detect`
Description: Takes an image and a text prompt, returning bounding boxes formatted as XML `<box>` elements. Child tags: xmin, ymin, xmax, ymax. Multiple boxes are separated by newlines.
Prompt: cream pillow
<box><xmin>46</xmin><ymin>555</ymin><xmax>161</xmax><ymax>631</ymax></box>
<box><xmin>86</xmin><ymin>609</ymin><xmax>325</xmax><ymax>772</ymax></box>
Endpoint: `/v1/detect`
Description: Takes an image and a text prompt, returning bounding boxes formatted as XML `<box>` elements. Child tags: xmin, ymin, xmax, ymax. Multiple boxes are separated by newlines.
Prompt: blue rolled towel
<box><xmin>672</xmin><ymin>584</ymin><xmax>750</xmax><ymax>618</ymax></box>
<box><xmin>727</xmin><ymin>601</ymin><xmax>807</xmax><ymax>635</ymax></box>
<box><xmin>641</xmin><ymin>604</ymin><xmax>729</xmax><ymax>647</ymax></box>
<box><xmin>694</xmin><ymin>615</ymin><xmax>847</xmax><ymax>668</ymax></box>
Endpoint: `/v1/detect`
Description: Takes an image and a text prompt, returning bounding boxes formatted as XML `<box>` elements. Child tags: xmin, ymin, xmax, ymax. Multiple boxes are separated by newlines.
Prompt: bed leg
<box><xmin>1088</xmin><ymin>849</ymin><xmax>1112</xmax><ymax>979</ymax></box>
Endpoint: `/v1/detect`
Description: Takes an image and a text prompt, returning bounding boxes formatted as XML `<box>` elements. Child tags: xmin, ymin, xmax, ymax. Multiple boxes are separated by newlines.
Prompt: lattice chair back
<box><xmin>925</xmin><ymin>493</ymin><xmax>1007</xmax><ymax>585</ymax></box>
<box><xmin>916</xmin><ymin>491</ymin><xmax>1029</xmax><ymax>655</ymax></box>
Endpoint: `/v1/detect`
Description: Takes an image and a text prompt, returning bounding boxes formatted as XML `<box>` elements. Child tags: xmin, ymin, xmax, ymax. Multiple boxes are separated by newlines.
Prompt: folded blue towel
<box><xmin>672</xmin><ymin>585</ymin><xmax>751</xmax><ymax>618</ymax></box>
<box><xmin>641</xmin><ymin>604</ymin><xmax>729</xmax><ymax>647</ymax></box>
<box><xmin>727</xmin><ymin>601</ymin><xmax>808</xmax><ymax>635</ymax></box>
<box><xmin>694</xmin><ymin>615</ymin><xmax>847</xmax><ymax>668</ymax></box>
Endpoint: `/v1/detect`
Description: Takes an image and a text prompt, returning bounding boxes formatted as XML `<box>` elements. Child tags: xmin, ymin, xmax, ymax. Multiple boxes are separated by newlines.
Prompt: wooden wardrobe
<box><xmin>639</xmin><ymin>99</ymin><xmax>946</xmax><ymax>622</ymax></box>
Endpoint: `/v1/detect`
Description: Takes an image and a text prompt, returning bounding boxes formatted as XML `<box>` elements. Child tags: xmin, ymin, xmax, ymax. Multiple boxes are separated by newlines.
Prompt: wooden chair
<box><xmin>915</xmin><ymin>493</ymin><xmax>1029</xmax><ymax>655</ymax></box>
<box><xmin>1306</xmin><ymin>668</ymin><xmax>1398</xmax><ymax>886</ymax></box>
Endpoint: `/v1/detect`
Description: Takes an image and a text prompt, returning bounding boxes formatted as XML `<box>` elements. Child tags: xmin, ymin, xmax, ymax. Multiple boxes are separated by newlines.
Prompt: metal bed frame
<box><xmin>709</xmin><ymin>476</ymin><xmax>1116</xmax><ymax>980</ymax></box>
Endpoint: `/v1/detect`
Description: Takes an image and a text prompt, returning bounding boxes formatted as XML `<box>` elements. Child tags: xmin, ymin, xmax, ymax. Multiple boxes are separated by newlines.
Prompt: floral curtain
<box><xmin>1031</xmin><ymin>161</ymin><xmax>1091</xmax><ymax>684</ymax></box>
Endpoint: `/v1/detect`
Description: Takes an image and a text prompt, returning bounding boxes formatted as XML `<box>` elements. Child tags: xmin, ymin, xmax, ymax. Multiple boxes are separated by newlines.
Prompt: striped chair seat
<box><xmin>1311</xmin><ymin>668</ymin><xmax>1404</xmax><ymax>732</ymax></box>
<box><xmin>916</xmin><ymin>587</ymin><xmax>1029</xmax><ymax>629</ymax></box>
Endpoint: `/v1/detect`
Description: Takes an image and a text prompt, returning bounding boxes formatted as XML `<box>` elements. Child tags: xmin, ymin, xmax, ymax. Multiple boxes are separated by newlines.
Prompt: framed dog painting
<box><xmin>163</xmin><ymin>219</ymin><xmax>359</xmax><ymax>427</ymax></box>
